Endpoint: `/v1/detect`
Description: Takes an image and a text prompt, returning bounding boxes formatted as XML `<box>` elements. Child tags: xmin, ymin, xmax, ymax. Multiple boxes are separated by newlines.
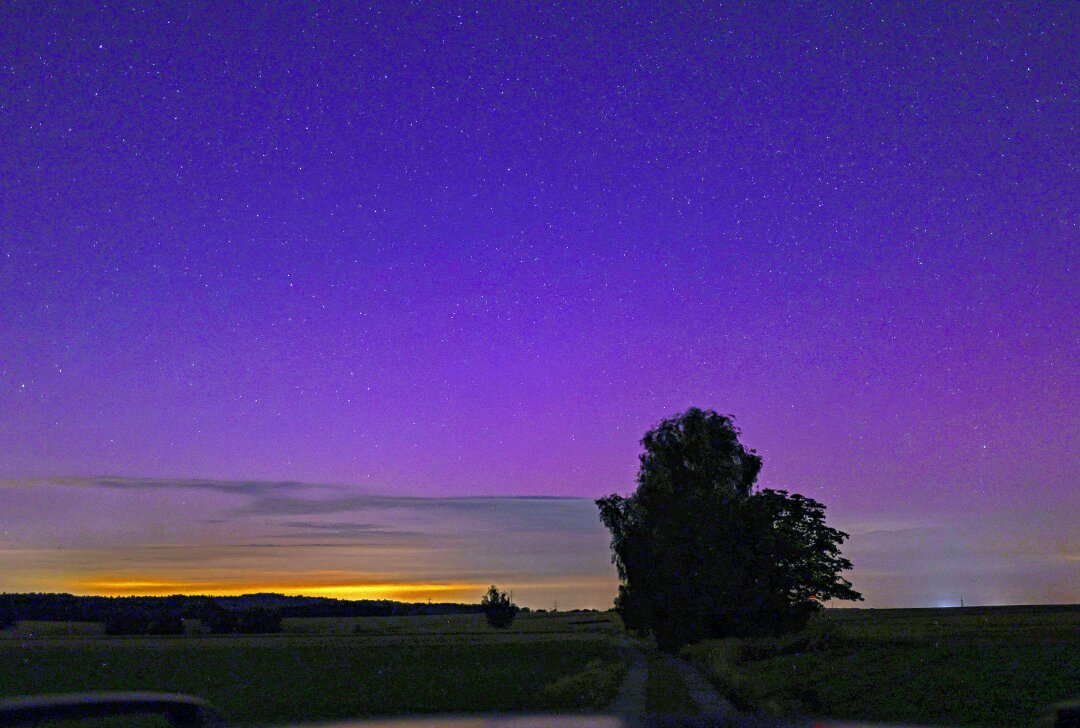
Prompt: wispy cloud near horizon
<box><xmin>0</xmin><ymin>477</ymin><xmax>619</xmax><ymax>608</ymax></box>
<box><xmin>1</xmin><ymin>477</ymin><xmax>1077</xmax><ymax>608</ymax></box>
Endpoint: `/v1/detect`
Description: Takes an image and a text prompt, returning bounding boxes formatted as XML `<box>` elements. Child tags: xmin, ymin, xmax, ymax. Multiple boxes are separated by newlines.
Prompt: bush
<box><xmin>540</xmin><ymin>659</ymin><xmax>626</xmax><ymax>710</ymax></box>
<box><xmin>681</xmin><ymin>618</ymin><xmax>853</xmax><ymax>714</ymax></box>
<box><xmin>0</xmin><ymin>605</ymin><xmax>14</xmax><ymax>630</ymax></box>
<box><xmin>781</xmin><ymin>618</ymin><xmax>849</xmax><ymax>656</ymax></box>
<box><xmin>681</xmin><ymin>639</ymin><xmax>775</xmax><ymax>711</ymax></box>
<box><xmin>481</xmin><ymin>585</ymin><xmax>518</xmax><ymax>629</ymax></box>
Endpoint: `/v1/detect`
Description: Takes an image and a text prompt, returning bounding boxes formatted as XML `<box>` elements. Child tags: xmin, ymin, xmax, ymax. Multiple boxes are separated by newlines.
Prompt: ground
<box><xmin>682</xmin><ymin>604</ymin><xmax>1080</xmax><ymax>727</ymax></box>
<box><xmin>0</xmin><ymin>612</ymin><xmax>632</xmax><ymax>725</ymax></box>
<box><xmin>2</xmin><ymin>606</ymin><xmax>1078</xmax><ymax>726</ymax></box>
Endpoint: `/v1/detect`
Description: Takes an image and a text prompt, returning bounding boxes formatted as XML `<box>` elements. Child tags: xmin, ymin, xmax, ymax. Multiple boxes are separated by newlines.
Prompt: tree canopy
<box><xmin>597</xmin><ymin>408</ymin><xmax>861</xmax><ymax>650</ymax></box>
<box><xmin>480</xmin><ymin>585</ymin><xmax>518</xmax><ymax>628</ymax></box>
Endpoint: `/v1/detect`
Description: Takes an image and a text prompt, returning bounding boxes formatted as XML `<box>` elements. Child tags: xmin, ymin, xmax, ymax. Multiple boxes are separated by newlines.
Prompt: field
<box><xmin>682</xmin><ymin>605</ymin><xmax>1080</xmax><ymax>727</ymax></box>
<box><xmin>3</xmin><ymin>606</ymin><xmax>1079</xmax><ymax>726</ymax></box>
<box><xmin>0</xmin><ymin>612</ymin><xmax>631</xmax><ymax>725</ymax></box>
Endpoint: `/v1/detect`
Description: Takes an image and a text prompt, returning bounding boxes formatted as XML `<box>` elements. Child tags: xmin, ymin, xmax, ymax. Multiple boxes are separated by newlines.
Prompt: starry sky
<box><xmin>1</xmin><ymin>3</ymin><xmax>1077</xmax><ymax>609</ymax></box>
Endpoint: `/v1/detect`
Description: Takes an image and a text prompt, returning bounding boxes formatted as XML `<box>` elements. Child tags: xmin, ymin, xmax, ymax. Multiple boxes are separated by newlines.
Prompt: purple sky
<box><xmin>1</xmin><ymin>3</ymin><xmax>1077</xmax><ymax>607</ymax></box>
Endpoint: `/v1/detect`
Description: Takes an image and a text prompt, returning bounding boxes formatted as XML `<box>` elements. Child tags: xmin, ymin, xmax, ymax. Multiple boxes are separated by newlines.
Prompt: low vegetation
<box><xmin>645</xmin><ymin>652</ymin><xmax>699</xmax><ymax>715</ymax></box>
<box><xmin>0</xmin><ymin>612</ymin><xmax>628</xmax><ymax>725</ymax></box>
<box><xmin>539</xmin><ymin>658</ymin><xmax>626</xmax><ymax>710</ymax></box>
<box><xmin>3</xmin><ymin>603</ymin><xmax>1078</xmax><ymax>726</ymax></box>
<box><xmin>681</xmin><ymin>606</ymin><xmax>1080</xmax><ymax>727</ymax></box>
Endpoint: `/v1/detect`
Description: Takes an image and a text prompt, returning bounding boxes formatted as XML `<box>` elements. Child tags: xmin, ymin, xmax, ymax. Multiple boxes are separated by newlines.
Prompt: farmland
<box><xmin>683</xmin><ymin>604</ymin><xmax>1080</xmax><ymax>727</ymax></box>
<box><xmin>0</xmin><ymin>612</ymin><xmax>630</xmax><ymax>725</ymax></box>
<box><xmin>2</xmin><ymin>606</ymin><xmax>1079</xmax><ymax>726</ymax></box>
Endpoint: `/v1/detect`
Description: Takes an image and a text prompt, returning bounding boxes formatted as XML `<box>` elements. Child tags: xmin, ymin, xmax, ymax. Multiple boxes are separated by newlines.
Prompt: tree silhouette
<box><xmin>104</xmin><ymin>607</ymin><xmax>152</xmax><ymax>635</ymax></box>
<box><xmin>234</xmin><ymin>605</ymin><xmax>282</xmax><ymax>634</ymax></box>
<box><xmin>597</xmin><ymin>408</ymin><xmax>861</xmax><ymax>650</ymax></box>
<box><xmin>480</xmin><ymin>585</ymin><xmax>518</xmax><ymax>628</ymax></box>
<box><xmin>202</xmin><ymin>604</ymin><xmax>282</xmax><ymax>634</ymax></box>
<box><xmin>0</xmin><ymin>604</ymin><xmax>13</xmax><ymax>630</ymax></box>
<box><xmin>147</xmin><ymin>610</ymin><xmax>184</xmax><ymax>635</ymax></box>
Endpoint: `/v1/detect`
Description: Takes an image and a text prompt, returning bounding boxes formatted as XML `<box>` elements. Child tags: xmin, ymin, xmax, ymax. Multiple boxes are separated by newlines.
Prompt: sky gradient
<box><xmin>1</xmin><ymin>477</ymin><xmax>1077</xmax><ymax>609</ymax></box>
<box><xmin>1</xmin><ymin>3</ymin><xmax>1077</xmax><ymax>608</ymax></box>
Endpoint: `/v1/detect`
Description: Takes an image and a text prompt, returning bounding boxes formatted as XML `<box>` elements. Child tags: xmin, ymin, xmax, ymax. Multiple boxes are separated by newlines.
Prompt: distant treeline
<box><xmin>0</xmin><ymin>592</ymin><xmax>484</xmax><ymax>624</ymax></box>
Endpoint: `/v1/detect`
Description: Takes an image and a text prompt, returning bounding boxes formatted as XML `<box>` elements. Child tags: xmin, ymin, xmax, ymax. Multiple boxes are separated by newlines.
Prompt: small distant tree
<box><xmin>481</xmin><ymin>585</ymin><xmax>518</xmax><ymax>628</ymax></box>
<box><xmin>0</xmin><ymin>604</ymin><xmax>14</xmax><ymax>630</ymax></box>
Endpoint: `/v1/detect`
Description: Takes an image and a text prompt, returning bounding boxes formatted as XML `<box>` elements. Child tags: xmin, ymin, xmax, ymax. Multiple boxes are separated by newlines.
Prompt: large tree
<box><xmin>597</xmin><ymin>408</ymin><xmax>861</xmax><ymax>650</ymax></box>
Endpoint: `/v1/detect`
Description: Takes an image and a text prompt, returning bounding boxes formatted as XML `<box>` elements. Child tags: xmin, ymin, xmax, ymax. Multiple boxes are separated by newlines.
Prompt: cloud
<box><xmin>835</xmin><ymin>503</ymin><xmax>1080</xmax><ymax>607</ymax></box>
<box><xmin>275</xmin><ymin>520</ymin><xmax>424</xmax><ymax>539</ymax></box>
<box><xmin>0</xmin><ymin>477</ymin><xmax>619</xmax><ymax>608</ymax></box>
<box><xmin>4</xmin><ymin>476</ymin><xmax>1076</xmax><ymax>609</ymax></box>
<box><xmin>19</xmin><ymin>477</ymin><xmax>599</xmax><ymax>530</ymax></box>
<box><xmin>231</xmin><ymin>490</ymin><xmax>594</xmax><ymax>527</ymax></box>
<box><xmin>17</xmin><ymin>476</ymin><xmax>322</xmax><ymax>496</ymax></box>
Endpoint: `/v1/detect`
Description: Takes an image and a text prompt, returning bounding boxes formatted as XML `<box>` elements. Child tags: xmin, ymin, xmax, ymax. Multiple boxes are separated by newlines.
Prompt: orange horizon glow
<box><xmin>8</xmin><ymin>479</ymin><xmax>1074</xmax><ymax>609</ymax></box>
<box><xmin>65</xmin><ymin>574</ymin><xmax>616</xmax><ymax>605</ymax></box>
<box><xmin>70</xmin><ymin>577</ymin><xmax>489</xmax><ymax>602</ymax></box>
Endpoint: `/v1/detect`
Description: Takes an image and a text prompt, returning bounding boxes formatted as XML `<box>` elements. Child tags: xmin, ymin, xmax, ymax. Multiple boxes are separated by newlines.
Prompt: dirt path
<box><xmin>607</xmin><ymin>640</ymin><xmax>648</xmax><ymax>726</ymax></box>
<box><xmin>608</xmin><ymin>638</ymin><xmax>739</xmax><ymax>726</ymax></box>
<box><xmin>657</xmin><ymin>651</ymin><xmax>737</xmax><ymax>718</ymax></box>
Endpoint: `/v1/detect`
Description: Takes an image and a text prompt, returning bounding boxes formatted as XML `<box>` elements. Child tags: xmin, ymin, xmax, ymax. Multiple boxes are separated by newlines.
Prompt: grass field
<box><xmin>682</xmin><ymin>605</ymin><xmax>1080</xmax><ymax>727</ymax></box>
<box><xmin>4</xmin><ymin>606</ymin><xmax>1079</xmax><ymax>726</ymax></box>
<box><xmin>0</xmin><ymin>613</ymin><xmax>630</xmax><ymax>725</ymax></box>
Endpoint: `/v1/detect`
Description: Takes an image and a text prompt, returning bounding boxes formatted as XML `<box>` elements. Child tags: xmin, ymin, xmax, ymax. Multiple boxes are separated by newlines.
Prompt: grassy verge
<box><xmin>681</xmin><ymin>606</ymin><xmax>1080</xmax><ymax>727</ymax></box>
<box><xmin>0</xmin><ymin>635</ymin><xmax>628</xmax><ymax>725</ymax></box>
<box><xmin>645</xmin><ymin>651</ymin><xmax>700</xmax><ymax>715</ymax></box>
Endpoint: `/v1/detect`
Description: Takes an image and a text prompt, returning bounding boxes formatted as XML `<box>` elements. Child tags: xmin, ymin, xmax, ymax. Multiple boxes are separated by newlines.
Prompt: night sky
<box><xmin>1</xmin><ymin>3</ymin><xmax>1077</xmax><ymax>608</ymax></box>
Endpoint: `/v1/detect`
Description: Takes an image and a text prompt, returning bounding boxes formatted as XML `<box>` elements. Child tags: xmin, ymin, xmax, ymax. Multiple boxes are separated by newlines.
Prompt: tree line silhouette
<box><xmin>0</xmin><ymin>593</ymin><xmax>484</xmax><ymax>634</ymax></box>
